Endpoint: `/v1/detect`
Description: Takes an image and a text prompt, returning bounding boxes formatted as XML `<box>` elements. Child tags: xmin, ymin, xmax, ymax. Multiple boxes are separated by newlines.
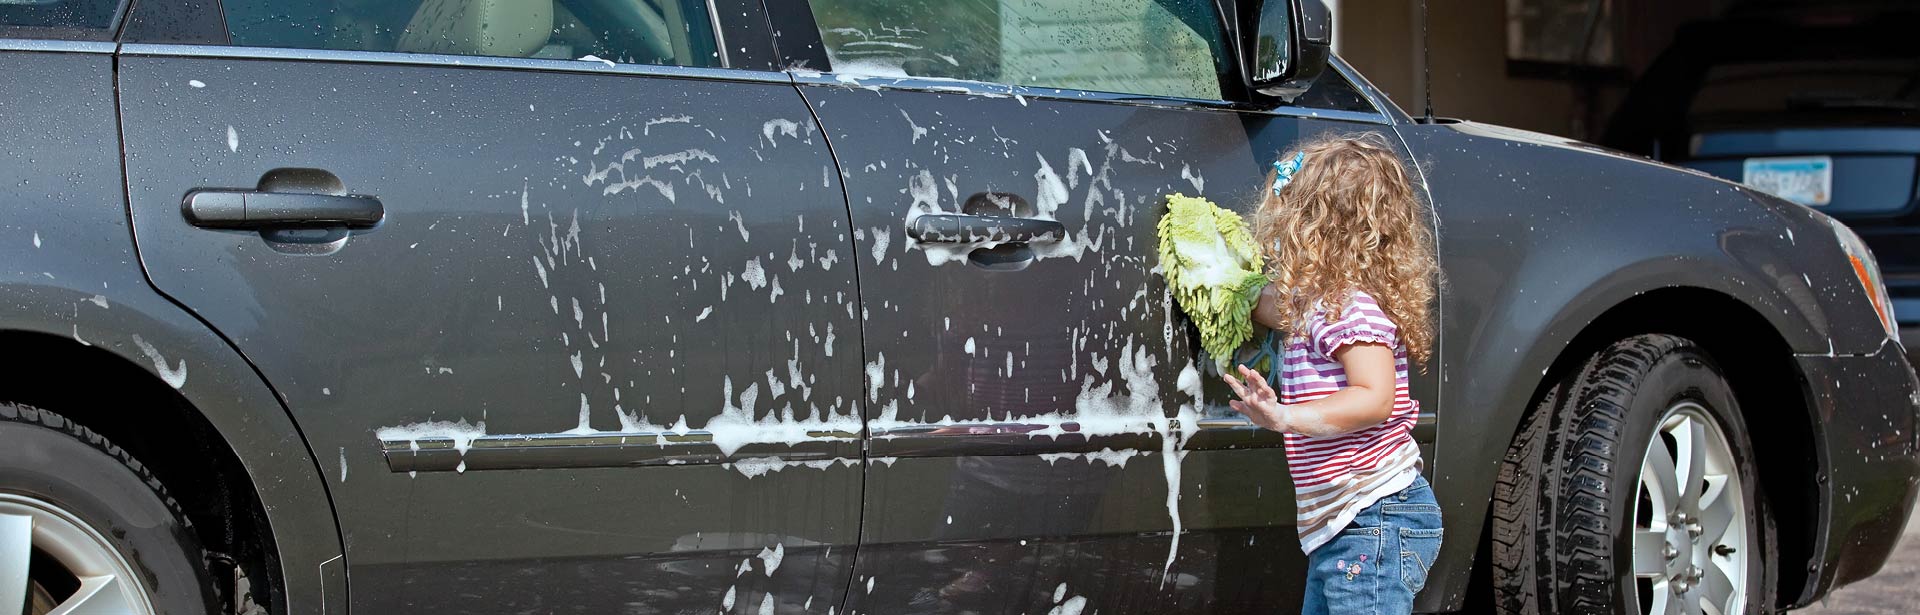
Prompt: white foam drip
<box><xmin>722</xmin><ymin>455</ymin><xmax>852</xmax><ymax>477</ymax></box>
<box><xmin>900</xmin><ymin>145</ymin><xmax>1114</xmax><ymax>266</ymax></box>
<box><xmin>704</xmin><ymin>377</ymin><xmax>864</xmax><ymax>457</ymax></box>
<box><xmin>757</xmin><ymin>543</ymin><xmax>784</xmax><ymax>576</ymax></box>
<box><xmin>865</xmin><ymin>340</ymin><xmax>1199</xmax><ymax>584</ymax></box>
<box><xmin>741</xmin><ymin>258</ymin><xmax>767</xmax><ymax>289</ymax></box>
<box><xmin>374</xmin><ymin>419</ymin><xmax>487</xmax><ymax>473</ymax></box>
<box><xmin>130</xmin><ymin>334</ymin><xmax>187</xmax><ymax>389</ymax></box>
<box><xmin>761</xmin><ymin>118</ymin><xmax>802</xmax><ymax>147</ymax></box>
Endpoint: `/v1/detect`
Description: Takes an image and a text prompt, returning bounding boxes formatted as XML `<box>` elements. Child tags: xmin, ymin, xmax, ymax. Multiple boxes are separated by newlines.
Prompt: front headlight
<box><xmin>1830</xmin><ymin>218</ymin><xmax>1897</xmax><ymax>339</ymax></box>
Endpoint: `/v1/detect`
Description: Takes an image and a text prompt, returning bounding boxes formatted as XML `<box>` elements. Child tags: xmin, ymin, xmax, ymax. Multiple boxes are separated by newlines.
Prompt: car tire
<box><xmin>1492</xmin><ymin>334</ymin><xmax>1776</xmax><ymax>615</ymax></box>
<box><xmin>0</xmin><ymin>400</ymin><xmax>218</xmax><ymax>615</ymax></box>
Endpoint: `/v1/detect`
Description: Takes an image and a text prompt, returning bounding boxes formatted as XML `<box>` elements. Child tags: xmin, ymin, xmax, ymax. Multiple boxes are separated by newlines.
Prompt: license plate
<box><xmin>1742</xmin><ymin>156</ymin><xmax>1833</xmax><ymax>206</ymax></box>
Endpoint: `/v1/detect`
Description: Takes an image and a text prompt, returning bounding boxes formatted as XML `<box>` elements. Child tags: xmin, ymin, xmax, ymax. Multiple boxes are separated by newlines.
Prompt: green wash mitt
<box><xmin>1156</xmin><ymin>194</ymin><xmax>1270</xmax><ymax>372</ymax></box>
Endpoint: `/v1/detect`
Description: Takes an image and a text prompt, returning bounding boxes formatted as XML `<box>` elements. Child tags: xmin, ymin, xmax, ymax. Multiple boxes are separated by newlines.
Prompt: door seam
<box><xmin>109</xmin><ymin>47</ymin><xmax>358</xmax><ymax>611</ymax></box>
<box><xmin>783</xmin><ymin>75</ymin><xmax>873</xmax><ymax>615</ymax></box>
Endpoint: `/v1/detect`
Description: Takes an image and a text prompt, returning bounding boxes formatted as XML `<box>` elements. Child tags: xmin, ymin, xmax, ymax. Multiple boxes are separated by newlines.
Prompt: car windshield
<box><xmin>1689</xmin><ymin>59</ymin><xmax>1920</xmax><ymax>129</ymax></box>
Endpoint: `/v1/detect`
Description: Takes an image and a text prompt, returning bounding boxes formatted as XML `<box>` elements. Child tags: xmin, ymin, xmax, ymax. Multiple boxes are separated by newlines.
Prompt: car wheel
<box><xmin>0</xmin><ymin>401</ymin><xmax>217</xmax><ymax>615</ymax></box>
<box><xmin>1492</xmin><ymin>334</ymin><xmax>1775</xmax><ymax>615</ymax></box>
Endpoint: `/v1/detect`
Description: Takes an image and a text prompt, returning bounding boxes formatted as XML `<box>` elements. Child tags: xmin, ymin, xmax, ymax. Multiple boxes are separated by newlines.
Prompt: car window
<box><xmin>220</xmin><ymin>0</ymin><xmax>720</xmax><ymax>67</ymax></box>
<box><xmin>804</xmin><ymin>0</ymin><xmax>1229</xmax><ymax>100</ymax></box>
<box><xmin>1293</xmin><ymin>69</ymin><xmax>1378</xmax><ymax>113</ymax></box>
<box><xmin>0</xmin><ymin>0</ymin><xmax>121</xmax><ymax>30</ymax></box>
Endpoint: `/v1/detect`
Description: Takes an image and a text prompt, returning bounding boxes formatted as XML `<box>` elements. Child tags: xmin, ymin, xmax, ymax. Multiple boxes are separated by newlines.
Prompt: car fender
<box><xmin>1396</xmin><ymin>120</ymin><xmax>1876</xmax><ymax>610</ymax></box>
<box><xmin>2</xmin><ymin>44</ymin><xmax>342</xmax><ymax>613</ymax></box>
<box><xmin>0</xmin><ymin>273</ymin><xmax>346</xmax><ymax>615</ymax></box>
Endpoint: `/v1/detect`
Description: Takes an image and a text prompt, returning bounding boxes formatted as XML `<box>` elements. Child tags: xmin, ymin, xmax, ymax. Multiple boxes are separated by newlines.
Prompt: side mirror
<box><xmin>1246</xmin><ymin>0</ymin><xmax>1332</xmax><ymax>102</ymax></box>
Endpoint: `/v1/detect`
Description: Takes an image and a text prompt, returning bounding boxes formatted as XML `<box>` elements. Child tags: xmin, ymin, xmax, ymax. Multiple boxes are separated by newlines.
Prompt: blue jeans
<box><xmin>1301</xmin><ymin>476</ymin><xmax>1443</xmax><ymax>615</ymax></box>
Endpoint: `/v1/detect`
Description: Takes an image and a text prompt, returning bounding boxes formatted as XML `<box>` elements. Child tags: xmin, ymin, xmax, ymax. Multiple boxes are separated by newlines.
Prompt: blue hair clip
<box><xmin>1272</xmin><ymin>151</ymin><xmax>1306</xmax><ymax>196</ymax></box>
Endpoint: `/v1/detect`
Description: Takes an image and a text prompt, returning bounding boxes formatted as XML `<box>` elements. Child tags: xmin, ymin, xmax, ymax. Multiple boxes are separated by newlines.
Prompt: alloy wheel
<box><xmin>1632</xmin><ymin>401</ymin><xmax>1749</xmax><ymax>615</ymax></box>
<box><xmin>0</xmin><ymin>493</ymin><xmax>156</xmax><ymax>615</ymax></box>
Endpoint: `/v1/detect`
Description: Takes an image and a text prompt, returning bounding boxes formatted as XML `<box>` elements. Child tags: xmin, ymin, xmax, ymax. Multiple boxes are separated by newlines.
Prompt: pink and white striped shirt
<box><xmin>1277</xmin><ymin>290</ymin><xmax>1423</xmax><ymax>553</ymax></box>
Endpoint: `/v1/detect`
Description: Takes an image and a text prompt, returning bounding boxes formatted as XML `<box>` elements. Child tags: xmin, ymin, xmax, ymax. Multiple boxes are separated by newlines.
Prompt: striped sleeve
<box><xmin>1311</xmin><ymin>291</ymin><xmax>1399</xmax><ymax>358</ymax></box>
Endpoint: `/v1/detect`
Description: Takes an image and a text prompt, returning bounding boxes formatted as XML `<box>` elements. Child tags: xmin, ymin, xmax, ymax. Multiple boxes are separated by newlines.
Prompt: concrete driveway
<box><xmin>1794</xmin><ymin>506</ymin><xmax>1920</xmax><ymax>613</ymax></box>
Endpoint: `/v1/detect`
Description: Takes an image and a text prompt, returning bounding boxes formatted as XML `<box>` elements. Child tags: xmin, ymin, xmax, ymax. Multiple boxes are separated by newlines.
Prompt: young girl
<box><xmin>1219</xmin><ymin>132</ymin><xmax>1442</xmax><ymax>615</ymax></box>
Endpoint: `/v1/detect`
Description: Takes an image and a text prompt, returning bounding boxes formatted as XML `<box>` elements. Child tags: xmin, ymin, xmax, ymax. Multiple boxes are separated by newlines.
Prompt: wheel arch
<box><xmin>1469</xmin><ymin>284</ymin><xmax>1820</xmax><ymax>610</ymax></box>
<box><xmin>1403</xmin><ymin>119</ymin><xmax>1857</xmax><ymax>612</ymax></box>
<box><xmin>0</xmin><ymin>281</ymin><xmax>345</xmax><ymax>615</ymax></box>
<box><xmin>1544</xmin><ymin>286</ymin><xmax>1815</xmax><ymax>608</ymax></box>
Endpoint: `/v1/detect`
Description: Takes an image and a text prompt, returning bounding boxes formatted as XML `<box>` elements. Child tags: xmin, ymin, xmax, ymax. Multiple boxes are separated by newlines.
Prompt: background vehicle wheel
<box><xmin>0</xmin><ymin>401</ymin><xmax>217</xmax><ymax>615</ymax></box>
<box><xmin>1491</xmin><ymin>334</ymin><xmax>1776</xmax><ymax>615</ymax></box>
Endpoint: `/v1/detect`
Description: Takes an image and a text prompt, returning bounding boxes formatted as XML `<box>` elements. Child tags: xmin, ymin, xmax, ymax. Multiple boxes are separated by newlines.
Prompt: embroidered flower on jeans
<box><xmin>1338</xmin><ymin>554</ymin><xmax>1368</xmax><ymax>580</ymax></box>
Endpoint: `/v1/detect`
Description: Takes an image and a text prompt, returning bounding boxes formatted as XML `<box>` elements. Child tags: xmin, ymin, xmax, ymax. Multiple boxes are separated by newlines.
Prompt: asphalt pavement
<box><xmin>1793</xmin><ymin>505</ymin><xmax>1920</xmax><ymax>614</ymax></box>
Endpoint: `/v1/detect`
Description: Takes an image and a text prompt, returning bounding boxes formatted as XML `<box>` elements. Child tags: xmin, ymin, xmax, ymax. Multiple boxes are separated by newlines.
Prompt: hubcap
<box><xmin>0</xmin><ymin>494</ymin><xmax>156</xmax><ymax>615</ymax></box>
<box><xmin>1632</xmin><ymin>402</ymin><xmax>1749</xmax><ymax>615</ymax></box>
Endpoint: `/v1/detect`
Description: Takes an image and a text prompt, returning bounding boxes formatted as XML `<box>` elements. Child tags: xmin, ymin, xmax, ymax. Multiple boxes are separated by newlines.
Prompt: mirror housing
<box><xmin>1245</xmin><ymin>0</ymin><xmax>1332</xmax><ymax>102</ymax></box>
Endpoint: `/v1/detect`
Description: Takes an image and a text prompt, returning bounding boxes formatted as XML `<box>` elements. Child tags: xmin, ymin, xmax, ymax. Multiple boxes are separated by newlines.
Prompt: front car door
<box><xmin>768</xmin><ymin>0</ymin><xmax>1432</xmax><ymax>612</ymax></box>
<box><xmin>116</xmin><ymin>1</ymin><xmax>865</xmax><ymax>612</ymax></box>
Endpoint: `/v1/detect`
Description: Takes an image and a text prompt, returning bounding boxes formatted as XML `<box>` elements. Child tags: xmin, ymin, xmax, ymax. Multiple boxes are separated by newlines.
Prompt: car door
<box><xmin>770</xmin><ymin>0</ymin><xmax>1431</xmax><ymax>612</ymax></box>
<box><xmin>116</xmin><ymin>1</ymin><xmax>865</xmax><ymax>612</ymax></box>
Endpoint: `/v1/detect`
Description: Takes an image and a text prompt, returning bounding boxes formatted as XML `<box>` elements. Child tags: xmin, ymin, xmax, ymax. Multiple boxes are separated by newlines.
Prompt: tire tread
<box><xmin>1493</xmin><ymin>334</ymin><xmax>1735</xmax><ymax>615</ymax></box>
<box><xmin>0</xmin><ymin>400</ymin><xmax>192</xmax><ymax>527</ymax></box>
<box><xmin>0</xmin><ymin>399</ymin><xmax>215</xmax><ymax>610</ymax></box>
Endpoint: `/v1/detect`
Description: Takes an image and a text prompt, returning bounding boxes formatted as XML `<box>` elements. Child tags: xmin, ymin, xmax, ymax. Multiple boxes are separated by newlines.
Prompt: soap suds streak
<box><xmin>373</xmin><ymin>107</ymin><xmax>862</xmax><ymax>480</ymax></box>
<box><xmin>761</xmin><ymin>118</ymin><xmax>803</xmax><ymax>147</ymax></box>
<box><xmin>724</xmin><ymin>456</ymin><xmax>854</xmax><ymax>478</ymax></box>
<box><xmin>898</xmin><ymin>136</ymin><xmax>1133</xmax><ymax>266</ymax></box>
<box><xmin>829</xmin><ymin>114</ymin><xmax>1221</xmax><ymax>598</ymax></box>
<box><xmin>862</xmin><ymin>340</ymin><xmax>1201</xmax><ymax>585</ymax></box>
<box><xmin>130</xmin><ymin>334</ymin><xmax>188</xmax><ymax>389</ymax></box>
<box><xmin>375</xmin><ymin>419</ymin><xmax>486</xmax><ymax>472</ymax></box>
<box><xmin>345</xmin><ymin>98</ymin><xmax>1235</xmax><ymax>611</ymax></box>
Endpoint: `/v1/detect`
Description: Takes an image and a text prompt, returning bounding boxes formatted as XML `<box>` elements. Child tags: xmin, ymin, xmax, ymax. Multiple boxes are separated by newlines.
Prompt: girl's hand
<box><xmin>1221</xmin><ymin>365</ymin><xmax>1288</xmax><ymax>432</ymax></box>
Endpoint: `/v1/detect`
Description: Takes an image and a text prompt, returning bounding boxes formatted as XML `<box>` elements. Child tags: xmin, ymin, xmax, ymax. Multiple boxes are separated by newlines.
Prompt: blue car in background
<box><xmin>1606</xmin><ymin>0</ymin><xmax>1920</xmax><ymax>355</ymax></box>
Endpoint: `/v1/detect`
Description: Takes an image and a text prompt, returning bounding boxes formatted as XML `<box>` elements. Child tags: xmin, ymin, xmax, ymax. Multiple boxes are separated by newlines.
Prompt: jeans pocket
<box><xmin>1313</xmin><ymin>524</ymin><xmax>1385</xmax><ymax>611</ymax></box>
<box><xmin>1398</xmin><ymin>527</ymin><xmax>1444</xmax><ymax>594</ymax></box>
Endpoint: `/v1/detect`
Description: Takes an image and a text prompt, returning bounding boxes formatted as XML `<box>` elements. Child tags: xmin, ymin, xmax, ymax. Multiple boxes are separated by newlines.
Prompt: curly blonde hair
<box><xmin>1251</xmin><ymin>132</ymin><xmax>1438</xmax><ymax>366</ymax></box>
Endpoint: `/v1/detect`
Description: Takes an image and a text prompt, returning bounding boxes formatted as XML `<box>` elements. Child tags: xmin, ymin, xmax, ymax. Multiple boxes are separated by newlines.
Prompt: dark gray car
<box><xmin>1</xmin><ymin>0</ymin><xmax>1914</xmax><ymax>613</ymax></box>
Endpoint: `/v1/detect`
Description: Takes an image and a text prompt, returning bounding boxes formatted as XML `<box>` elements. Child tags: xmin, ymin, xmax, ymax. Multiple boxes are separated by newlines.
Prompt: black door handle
<box><xmin>183</xmin><ymin>189</ymin><xmax>384</xmax><ymax>229</ymax></box>
<box><xmin>907</xmin><ymin>214</ymin><xmax>1065</xmax><ymax>245</ymax></box>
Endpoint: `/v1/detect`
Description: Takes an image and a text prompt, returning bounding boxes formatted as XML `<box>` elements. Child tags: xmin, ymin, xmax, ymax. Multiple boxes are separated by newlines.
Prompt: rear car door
<box><xmin>116</xmin><ymin>1</ymin><xmax>864</xmax><ymax>612</ymax></box>
<box><xmin>771</xmin><ymin>1</ymin><xmax>1427</xmax><ymax>611</ymax></box>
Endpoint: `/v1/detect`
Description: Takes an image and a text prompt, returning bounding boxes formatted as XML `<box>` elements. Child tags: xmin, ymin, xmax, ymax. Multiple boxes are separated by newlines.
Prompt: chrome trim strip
<box><xmin>117</xmin><ymin>44</ymin><xmax>790</xmax><ymax>84</ymax></box>
<box><xmin>792</xmin><ymin>72</ymin><xmax>1251</xmax><ymax>114</ymax></box>
<box><xmin>390</xmin><ymin>408</ymin><xmax>1437</xmax><ymax>470</ymax></box>
<box><xmin>1195</xmin><ymin>417</ymin><xmax>1256</xmax><ymax>430</ymax></box>
<box><xmin>791</xmin><ymin>72</ymin><xmax>1390</xmax><ymax>124</ymax></box>
<box><xmin>1254</xmin><ymin>105</ymin><xmax>1392</xmax><ymax>125</ymax></box>
<box><xmin>705</xmin><ymin>0</ymin><xmax>729</xmax><ymax>68</ymax></box>
<box><xmin>0</xmin><ymin>39</ymin><xmax>114</xmax><ymax>54</ymax></box>
<box><xmin>318</xmin><ymin>554</ymin><xmax>345</xmax><ymax>615</ymax></box>
<box><xmin>1793</xmin><ymin>334</ymin><xmax>1899</xmax><ymax>359</ymax></box>
<box><xmin>381</xmin><ymin>429</ymin><xmax>861</xmax><ymax>473</ymax></box>
<box><xmin>869</xmin><ymin>422</ymin><xmax>1161</xmax><ymax>458</ymax></box>
<box><xmin>1188</xmin><ymin>416</ymin><xmax>1286</xmax><ymax>451</ymax></box>
<box><xmin>1198</xmin><ymin>412</ymin><xmax>1435</xmax><ymax>430</ymax></box>
<box><xmin>867</xmin><ymin>415</ymin><xmax>1319</xmax><ymax>456</ymax></box>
